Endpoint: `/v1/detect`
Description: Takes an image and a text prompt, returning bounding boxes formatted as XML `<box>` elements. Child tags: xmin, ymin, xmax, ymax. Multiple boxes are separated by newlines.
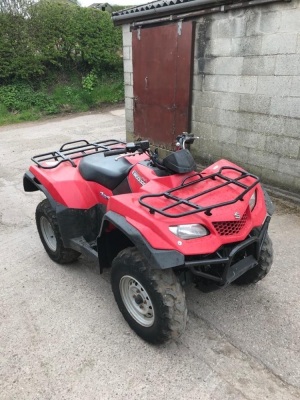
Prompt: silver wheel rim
<box><xmin>40</xmin><ymin>216</ymin><xmax>57</xmax><ymax>252</ymax></box>
<box><xmin>119</xmin><ymin>275</ymin><xmax>155</xmax><ymax>327</ymax></box>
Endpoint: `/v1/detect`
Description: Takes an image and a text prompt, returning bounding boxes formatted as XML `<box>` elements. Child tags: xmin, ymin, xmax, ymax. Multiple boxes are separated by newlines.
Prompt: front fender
<box><xmin>263</xmin><ymin>187</ymin><xmax>275</xmax><ymax>216</ymax></box>
<box><xmin>97</xmin><ymin>211</ymin><xmax>184</xmax><ymax>271</ymax></box>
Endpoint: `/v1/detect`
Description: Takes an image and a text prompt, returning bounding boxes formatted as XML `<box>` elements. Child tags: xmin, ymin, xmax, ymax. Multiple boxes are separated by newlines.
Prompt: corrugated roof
<box><xmin>112</xmin><ymin>0</ymin><xmax>192</xmax><ymax>16</ymax></box>
<box><xmin>112</xmin><ymin>0</ymin><xmax>240</xmax><ymax>25</ymax></box>
<box><xmin>112</xmin><ymin>0</ymin><xmax>285</xmax><ymax>26</ymax></box>
<box><xmin>112</xmin><ymin>0</ymin><xmax>210</xmax><ymax>18</ymax></box>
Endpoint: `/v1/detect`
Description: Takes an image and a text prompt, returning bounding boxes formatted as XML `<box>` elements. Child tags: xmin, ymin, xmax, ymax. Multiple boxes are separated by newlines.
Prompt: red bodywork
<box><xmin>29</xmin><ymin>152</ymin><xmax>267</xmax><ymax>257</ymax></box>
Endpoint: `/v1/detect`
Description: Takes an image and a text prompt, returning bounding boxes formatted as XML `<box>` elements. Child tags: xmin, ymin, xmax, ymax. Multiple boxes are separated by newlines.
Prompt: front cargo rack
<box><xmin>31</xmin><ymin>139</ymin><xmax>126</xmax><ymax>169</ymax></box>
<box><xmin>139</xmin><ymin>166</ymin><xmax>259</xmax><ymax>217</ymax></box>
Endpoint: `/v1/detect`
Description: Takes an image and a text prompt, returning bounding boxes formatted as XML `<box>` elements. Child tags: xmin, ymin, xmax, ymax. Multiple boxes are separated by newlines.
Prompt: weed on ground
<box><xmin>0</xmin><ymin>73</ymin><xmax>124</xmax><ymax>126</ymax></box>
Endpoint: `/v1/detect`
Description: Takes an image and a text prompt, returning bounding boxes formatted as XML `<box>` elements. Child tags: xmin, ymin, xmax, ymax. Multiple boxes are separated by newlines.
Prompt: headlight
<box><xmin>249</xmin><ymin>191</ymin><xmax>257</xmax><ymax>211</ymax></box>
<box><xmin>169</xmin><ymin>224</ymin><xmax>209</xmax><ymax>239</ymax></box>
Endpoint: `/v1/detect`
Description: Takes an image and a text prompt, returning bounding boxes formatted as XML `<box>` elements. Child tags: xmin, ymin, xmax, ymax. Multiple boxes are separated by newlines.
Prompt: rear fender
<box><xmin>97</xmin><ymin>211</ymin><xmax>184</xmax><ymax>272</ymax></box>
<box><xmin>24</xmin><ymin>171</ymin><xmax>104</xmax><ymax>262</ymax></box>
<box><xmin>23</xmin><ymin>171</ymin><xmax>57</xmax><ymax>209</ymax></box>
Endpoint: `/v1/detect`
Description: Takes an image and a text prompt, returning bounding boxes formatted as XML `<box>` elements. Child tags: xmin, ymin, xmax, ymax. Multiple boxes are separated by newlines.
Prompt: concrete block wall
<box><xmin>122</xmin><ymin>24</ymin><xmax>134</xmax><ymax>139</ymax></box>
<box><xmin>192</xmin><ymin>0</ymin><xmax>300</xmax><ymax>193</ymax></box>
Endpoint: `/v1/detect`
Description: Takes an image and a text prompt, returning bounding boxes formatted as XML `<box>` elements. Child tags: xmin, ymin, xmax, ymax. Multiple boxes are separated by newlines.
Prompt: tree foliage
<box><xmin>0</xmin><ymin>0</ymin><xmax>33</xmax><ymax>15</ymax></box>
<box><xmin>0</xmin><ymin>0</ymin><xmax>123</xmax><ymax>82</ymax></box>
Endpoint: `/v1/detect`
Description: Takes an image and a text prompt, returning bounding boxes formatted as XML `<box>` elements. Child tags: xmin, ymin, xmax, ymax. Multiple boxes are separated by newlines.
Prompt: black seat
<box><xmin>79</xmin><ymin>152</ymin><xmax>133</xmax><ymax>190</ymax></box>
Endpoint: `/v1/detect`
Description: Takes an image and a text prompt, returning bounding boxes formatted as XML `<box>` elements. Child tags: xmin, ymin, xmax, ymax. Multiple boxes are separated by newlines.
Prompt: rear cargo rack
<box><xmin>31</xmin><ymin>139</ymin><xmax>126</xmax><ymax>169</ymax></box>
<box><xmin>139</xmin><ymin>166</ymin><xmax>259</xmax><ymax>217</ymax></box>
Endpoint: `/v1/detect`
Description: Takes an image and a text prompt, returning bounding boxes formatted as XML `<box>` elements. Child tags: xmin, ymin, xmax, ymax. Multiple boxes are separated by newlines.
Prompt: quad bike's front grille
<box><xmin>213</xmin><ymin>212</ymin><xmax>247</xmax><ymax>236</ymax></box>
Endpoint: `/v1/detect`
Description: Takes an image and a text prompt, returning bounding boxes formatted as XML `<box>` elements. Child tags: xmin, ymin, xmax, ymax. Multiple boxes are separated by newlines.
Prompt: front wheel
<box><xmin>36</xmin><ymin>199</ymin><xmax>80</xmax><ymax>264</ymax></box>
<box><xmin>111</xmin><ymin>247</ymin><xmax>187</xmax><ymax>344</ymax></box>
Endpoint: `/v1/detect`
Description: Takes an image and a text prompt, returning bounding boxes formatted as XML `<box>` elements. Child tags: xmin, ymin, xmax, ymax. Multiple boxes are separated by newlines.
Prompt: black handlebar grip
<box><xmin>104</xmin><ymin>148</ymin><xmax>126</xmax><ymax>157</ymax></box>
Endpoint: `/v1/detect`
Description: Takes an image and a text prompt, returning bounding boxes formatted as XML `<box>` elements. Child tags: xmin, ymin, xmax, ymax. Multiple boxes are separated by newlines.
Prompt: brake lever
<box><xmin>182</xmin><ymin>136</ymin><xmax>200</xmax><ymax>149</ymax></box>
<box><xmin>115</xmin><ymin>151</ymin><xmax>139</xmax><ymax>161</ymax></box>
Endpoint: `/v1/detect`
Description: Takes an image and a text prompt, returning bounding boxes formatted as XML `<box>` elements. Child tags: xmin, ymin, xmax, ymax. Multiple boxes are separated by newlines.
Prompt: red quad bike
<box><xmin>24</xmin><ymin>133</ymin><xmax>274</xmax><ymax>344</ymax></box>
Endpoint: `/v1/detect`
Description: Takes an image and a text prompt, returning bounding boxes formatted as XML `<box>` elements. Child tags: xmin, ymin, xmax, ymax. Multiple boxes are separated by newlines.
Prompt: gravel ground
<box><xmin>0</xmin><ymin>108</ymin><xmax>300</xmax><ymax>400</ymax></box>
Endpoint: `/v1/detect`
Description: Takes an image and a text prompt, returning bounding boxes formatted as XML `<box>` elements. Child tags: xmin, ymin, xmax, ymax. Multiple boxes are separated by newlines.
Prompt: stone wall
<box><xmin>192</xmin><ymin>0</ymin><xmax>300</xmax><ymax>193</ymax></box>
<box><xmin>122</xmin><ymin>24</ymin><xmax>134</xmax><ymax>140</ymax></box>
<box><xmin>123</xmin><ymin>1</ymin><xmax>300</xmax><ymax>193</ymax></box>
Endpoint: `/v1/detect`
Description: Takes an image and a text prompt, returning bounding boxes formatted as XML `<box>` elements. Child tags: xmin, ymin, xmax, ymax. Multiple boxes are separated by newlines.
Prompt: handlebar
<box><xmin>103</xmin><ymin>135</ymin><xmax>198</xmax><ymax>161</ymax></box>
<box><xmin>104</xmin><ymin>148</ymin><xmax>126</xmax><ymax>157</ymax></box>
<box><xmin>104</xmin><ymin>140</ymin><xmax>150</xmax><ymax>158</ymax></box>
<box><xmin>176</xmin><ymin>133</ymin><xmax>199</xmax><ymax>149</ymax></box>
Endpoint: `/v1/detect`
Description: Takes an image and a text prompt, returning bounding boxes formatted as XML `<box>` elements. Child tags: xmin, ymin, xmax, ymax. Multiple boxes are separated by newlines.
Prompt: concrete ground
<box><xmin>0</xmin><ymin>108</ymin><xmax>299</xmax><ymax>400</ymax></box>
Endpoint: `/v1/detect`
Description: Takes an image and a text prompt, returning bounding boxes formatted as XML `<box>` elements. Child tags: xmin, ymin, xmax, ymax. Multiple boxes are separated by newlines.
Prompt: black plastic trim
<box><xmin>186</xmin><ymin>216</ymin><xmax>271</xmax><ymax>285</ymax></box>
<box><xmin>263</xmin><ymin>186</ymin><xmax>275</xmax><ymax>216</ymax></box>
<box><xmin>56</xmin><ymin>203</ymin><xmax>105</xmax><ymax>244</ymax></box>
<box><xmin>23</xmin><ymin>171</ymin><xmax>57</xmax><ymax>209</ymax></box>
<box><xmin>69</xmin><ymin>237</ymin><xmax>99</xmax><ymax>263</ymax></box>
<box><xmin>98</xmin><ymin>211</ymin><xmax>185</xmax><ymax>270</ymax></box>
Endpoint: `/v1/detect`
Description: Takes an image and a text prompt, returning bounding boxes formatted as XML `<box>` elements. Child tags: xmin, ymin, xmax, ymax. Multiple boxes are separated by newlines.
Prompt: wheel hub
<box><xmin>119</xmin><ymin>275</ymin><xmax>155</xmax><ymax>327</ymax></box>
<box><xmin>40</xmin><ymin>216</ymin><xmax>57</xmax><ymax>252</ymax></box>
<box><xmin>134</xmin><ymin>294</ymin><xmax>144</xmax><ymax>305</ymax></box>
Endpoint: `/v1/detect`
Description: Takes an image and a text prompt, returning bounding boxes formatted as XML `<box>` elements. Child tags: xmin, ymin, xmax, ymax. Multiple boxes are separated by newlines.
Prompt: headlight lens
<box><xmin>169</xmin><ymin>224</ymin><xmax>209</xmax><ymax>239</ymax></box>
<box><xmin>249</xmin><ymin>191</ymin><xmax>257</xmax><ymax>211</ymax></box>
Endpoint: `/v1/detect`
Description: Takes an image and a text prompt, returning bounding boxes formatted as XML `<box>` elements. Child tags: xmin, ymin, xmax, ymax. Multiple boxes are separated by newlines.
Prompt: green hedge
<box><xmin>0</xmin><ymin>0</ymin><xmax>123</xmax><ymax>82</ymax></box>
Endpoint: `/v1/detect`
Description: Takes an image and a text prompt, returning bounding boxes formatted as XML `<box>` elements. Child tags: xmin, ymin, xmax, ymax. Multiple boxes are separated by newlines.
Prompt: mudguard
<box><xmin>24</xmin><ymin>170</ymin><xmax>104</xmax><ymax>245</ymax></box>
<box><xmin>263</xmin><ymin>187</ymin><xmax>275</xmax><ymax>216</ymax></box>
<box><xmin>23</xmin><ymin>171</ymin><xmax>57</xmax><ymax>209</ymax></box>
<box><xmin>98</xmin><ymin>211</ymin><xmax>185</xmax><ymax>271</ymax></box>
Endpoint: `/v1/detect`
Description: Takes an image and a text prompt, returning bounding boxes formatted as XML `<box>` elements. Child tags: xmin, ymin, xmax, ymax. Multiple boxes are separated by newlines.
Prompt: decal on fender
<box><xmin>132</xmin><ymin>170</ymin><xmax>146</xmax><ymax>186</ymax></box>
<box><xmin>100</xmin><ymin>192</ymin><xmax>110</xmax><ymax>200</ymax></box>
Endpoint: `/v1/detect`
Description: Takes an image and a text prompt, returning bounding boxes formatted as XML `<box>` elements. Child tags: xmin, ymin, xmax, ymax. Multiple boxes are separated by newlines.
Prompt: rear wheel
<box><xmin>234</xmin><ymin>233</ymin><xmax>273</xmax><ymax>285</ymax></box>
<box><xmin>36</xmin><ymin>199</ymin><xmax>80</xmax><ymax>264</ymax></box>
<box><xmin>111</xmin><ymin>247</ymin><xmax>187</xmax><ymax>344</ymax></box>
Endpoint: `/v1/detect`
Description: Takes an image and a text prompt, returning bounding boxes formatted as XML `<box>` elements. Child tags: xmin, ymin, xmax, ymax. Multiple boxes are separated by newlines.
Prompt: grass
<box><xmin>0</xmin><ymin>103</ymin><xmax>40</xmax><ymax>125</ymax></box>
<box><xmin>0</xmin><ymin>74</ymin><xmax>124</xmax><ymax>126</ymax></box>
<box><xmin>51</xmin><ymin>79</ymin><xmax>124</xmax><ymax>112</ymax></box>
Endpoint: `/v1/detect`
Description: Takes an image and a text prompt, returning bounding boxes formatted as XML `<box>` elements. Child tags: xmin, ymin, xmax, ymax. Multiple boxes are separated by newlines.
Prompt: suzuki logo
<box><xmin>132</xmin><ymin>170</ymin><xmax>146</xmax><ymax>186</ymax></box>
<box><xmin>234</xmin><ymin>212</ymin><xmax>241</xmax><ymax>220</ymax></box>
<box><xmin>100</xmin><ymin>192</ymin><xmax>110</xmax><ymax>200</ymax></box>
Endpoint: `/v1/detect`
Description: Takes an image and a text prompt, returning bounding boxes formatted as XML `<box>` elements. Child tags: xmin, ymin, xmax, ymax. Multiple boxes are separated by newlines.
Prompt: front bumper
<box><xmin>185</xmin><ymin>216</ymin><xmax>270</xmax><ymax>286</ymax></box>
